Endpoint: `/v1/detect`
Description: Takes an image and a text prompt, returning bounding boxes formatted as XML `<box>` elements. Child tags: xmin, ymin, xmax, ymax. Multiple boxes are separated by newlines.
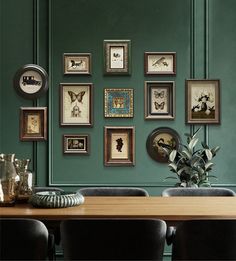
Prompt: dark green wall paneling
<box><xmin>1</xmin><ymin>0</ymin><xmax>236</xmax><ymax>193</ymax></box>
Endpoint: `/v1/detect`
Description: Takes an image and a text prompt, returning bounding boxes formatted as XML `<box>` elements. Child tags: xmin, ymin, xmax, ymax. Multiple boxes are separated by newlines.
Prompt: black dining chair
<box><xmin>0</xmin><ymin>218</ymin><xmax>53</xmax><ymax>260</ymax></box>
<box><xmin>34</xmin><ymin>186</ymin><xmax>64</xmax><ymax>193</ymax></box>
<box><xmin>162</xmin><ymin>187</ymin><xmax>235</xmax><ymax>196</ymax></box>
<box><xmin>78</xmin><ymin>186</ymin><xmax>149</xmax><ymax>196</ymax></box>
<box><xmin>61</xmin><ymin>218</ymin><xmax>167</xmax><ymax>261</ymax></box>
<box><xmin>170</xmin><ymin>219</ymin><xmax>236</xmax><ymax>260</ymax></box>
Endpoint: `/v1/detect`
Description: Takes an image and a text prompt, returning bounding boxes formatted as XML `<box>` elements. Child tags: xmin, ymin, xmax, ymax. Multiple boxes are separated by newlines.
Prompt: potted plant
<box><xmin>161</xmin><ymin>127</ymin><xmax>220</xmax><ymax>187</ymax></box>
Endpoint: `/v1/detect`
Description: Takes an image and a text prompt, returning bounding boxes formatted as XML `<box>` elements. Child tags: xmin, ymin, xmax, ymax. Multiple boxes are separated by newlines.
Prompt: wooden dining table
<box><xmin>1</xmin><ymin>196</ymin><xmax>236</xmax><ymax>223</ymax></box>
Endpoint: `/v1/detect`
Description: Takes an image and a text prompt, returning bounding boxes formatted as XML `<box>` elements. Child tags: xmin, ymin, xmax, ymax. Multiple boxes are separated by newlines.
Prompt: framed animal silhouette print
<box><xmin>60</xmin><ymin>83</ymin><xmax>93</xmax><ymax>126</ymax></box>
<box><xmin>185</xmin><ymin>79</ymin><xmax>220</xmax><ymax>124</ymax></box>
<box><xmin>144</xmin><ymin>52</ymin><xmax>176</xmax><ymax>75</ymax></box>
<box><xmin>144</xmin><ymin>81</ymin><xmax>175</xmax><ymax>120</ymax></box>
<box><xmin>104</xmin><ymin>126</ymin><xmax>135</xmax><ymax>166</ymax></box>
<box><xmin>63</xmin><ymin>53</ymin><xmax>91</xmax><ymax>75</ymax></box>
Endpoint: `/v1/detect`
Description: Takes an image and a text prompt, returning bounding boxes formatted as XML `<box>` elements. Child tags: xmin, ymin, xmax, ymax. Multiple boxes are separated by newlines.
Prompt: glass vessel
<box><xmin>14</xmin><ymin>158</ymin><xmax>34</xmax><ymax>202</ymax></box>
<box><xmin>0</xmin><ymin>153</ymin><xmax>19</xmax><ymax>206</ymax></box>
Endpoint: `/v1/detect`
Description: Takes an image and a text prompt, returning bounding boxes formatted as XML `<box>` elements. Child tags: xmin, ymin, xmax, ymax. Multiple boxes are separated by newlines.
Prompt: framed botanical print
<box><xmin>144</xmin><ymin>81</ymin><xmax>175</xmax><ymax>120</ymax></box>
<box><xmin>185</xmin><ymin>79</ymin><xmax>220</xmax><ymax>124</ymax></box>
<box><xmin>20</xmin><ymin>107</ymin><xmax>47</xmax><ymax>141</ymax></box>
<box><xmin>63</xmin><ymin>134</ymin><xmax>89</xmax><ymax>154</ymax></box>
<box><xmin>104</xmin><ymin>88</ymin><xmax>133</xmax><ymax>118</ymax></box>
<box><xmin>60</xmin><ymin>83</ymin><xmax>93</xmax><ymax>127</ymax></box>
<box><xmin>144</xmin><ymin>52</ymin><xmax>176</xmax><ymax>75</ymax></box>
<box><xmin>104</xmin><ymin>40</ymin><xmax>131</xmax><ymax>75</ymax></box>
<box><xmin>63</xmin><ymin>53</ymin><xmax>91</xmax><ymax>75</ymax></box>
<box><xmin>104</xmin><ymin>126</ymin><xmax>135</xmax><ymax>166</ymax></box>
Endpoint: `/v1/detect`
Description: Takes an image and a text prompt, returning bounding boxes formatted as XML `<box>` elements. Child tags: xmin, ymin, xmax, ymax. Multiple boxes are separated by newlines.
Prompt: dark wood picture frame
<box><xmin>20</xmin><ymin>107</ymin><xmax>47</xmax><ymax>141</ymax></box>
<box><xmin>144</xmin><ymin>81</ymin><xmax>175</xmax><ymax>120</ymax></box>
<box><xmin>104</xmin><ymin>126</ymin><xmax>135</xmax><ymax>166</ymax></box>
<box><xmin>60</xmin><ymin>83</ymin><xmax>93</xmax><ymax>127</ymax></box>
<box><xmin>63</xmin><ymin>134</ymin><xmax>89</xmax><ymax>154</ymax></box>
<box><xmin>185</xmin><ymin>79</ymin><xmax>220</xmax><ymax>124</ymax></box>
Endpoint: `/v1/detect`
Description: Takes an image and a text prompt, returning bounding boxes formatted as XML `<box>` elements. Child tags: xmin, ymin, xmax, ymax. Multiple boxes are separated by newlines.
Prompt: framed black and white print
<box><xmin>144</xmin><ymin>52</ymin><xmax>176</xmax><ymax>75</ymax></box>
<box><xmin>144</xmin><ymin>81</ymin><xmax>175</xmax><ymax>120</ymax></box>
<box><xmin>104</xmin><ymin>88</ymin><xmax>133</xmax><ymax>118</ymax></box>
<box><xmin>60</xmin><ymin>83</ymin><xmax>93</xmax><ymax>127</ymax></box>
<box><xmin>63</xmin><ymin>53</ymin><xmax>91</xmax><ymax>75</ymax></box>
<box><xmin>104</xmin><ymin>40</ymin><xmax>131</xmax><ymax>75</ymax></box>
<box><xmin>63</xmin><ymin>134</ymin><xmax>89</xmax><ymax>154</ymax></box>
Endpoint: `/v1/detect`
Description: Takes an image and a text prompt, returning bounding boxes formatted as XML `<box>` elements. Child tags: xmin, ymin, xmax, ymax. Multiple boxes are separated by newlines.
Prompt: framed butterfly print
<box><xmin>144</xmin><ymin>52</ymin><xmax>176</xmax><ymax>75</ymax></box>
<box><xmin>104</xmin><ymin>88</ymin><xmax>133</xmax><ymax>118</ymax></box>
<box><xmin>144</xmin><ymin>81</ymin><xmax>175</xmax><ymax>120</ymax></box>
<box><xmin>60</xmin><ymin>83</ymin><xmax>93</xmax><ymax>126</ymax></box>
<box><xmin>104</xmin><ymin>40</ymin><xmax>131</xmax><ymax>75</ymax></box>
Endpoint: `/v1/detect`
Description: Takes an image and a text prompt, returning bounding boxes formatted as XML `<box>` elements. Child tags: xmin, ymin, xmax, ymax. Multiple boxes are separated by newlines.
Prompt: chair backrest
<box><xmin>162</xmin><ymin>187</ymin><xmax>235</xmax><ymax>196</ymax></box>
<box><xmin>78</xmin><ymin>186</ymin><xmax>149</xmax><ymax>196</ymax></box>
<box><xmin>171</xmin><ymin>220</ymin><xmax>236</xmax><ymax>260</ymax></box>
<box><xmin>34</xmin><ymin>186</ymin><xmax>64</xmax><ymax>193</ymax></box>
<box><xmin>61</xmin><ymin>218</ymin><xmax>166</xmax><ymax>260</ymax></box>
<box><xmin>0</xmin><ymin>218</ymin><xmax>49</xmax><ymax>260</ymax></box>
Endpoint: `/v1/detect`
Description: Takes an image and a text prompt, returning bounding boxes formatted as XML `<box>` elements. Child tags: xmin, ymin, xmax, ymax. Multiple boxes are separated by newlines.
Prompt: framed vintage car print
<box><xmin>185</xmin><ymin>79</ymin><xmax>220</xmax><ymax>124</ymax></box>
<box><xmin>13</xmin><ymin>64</ymin><xmax>48</xmax><ymax>99</ymax></box>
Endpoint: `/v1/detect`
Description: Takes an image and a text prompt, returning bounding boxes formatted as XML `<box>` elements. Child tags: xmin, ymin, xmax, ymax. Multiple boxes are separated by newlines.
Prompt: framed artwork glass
<box><xmin>144</xmin><ymin>52</ymin><xmax>176</xmax><ymax>75</ymax></box>
<box><xmin>63</xmin><ymin>53</ymin><xmax>91</xmax><ymax>75</ymax></box>
<box><xmin>60</xmin><ymin>83</ymin><xmax>93</xmax><ymax>127</ymax></box>
<box><xmin>185</xmin><ymin>79</ymin><xmax>220</xmax><ymax>124</ymax></box>
<box><xmin>63</xmin><ymin>134</ymin><xmax>89</xmax><ymax>154</ymax></box>
<box><xmin>146</xmin><ymin>127</ymin><xmax>181</xmax><ymax>163</ymax></box>
<box><xmin>104</xmin><ymin>126</ymin><xmax>135</xmax><ymax>166</ymax></box>
<box><xmin>104</xmin><ymin>88</ymin><xmax>133</xmax><ymax>118</ymax></box>
<box><xmin>14</xmin><ymin>64</ymin><xmax>48</xmax><ymax>99</ymax></box>
<box><xmin>20</xmin><ymin>107</ymin><xmax>47</xmax><ymax>141</ymax></box>
<box><xmin>144</xmin><ymin>81</ymin><xmax>175</xmax><ymax>120</ymax></box>
<box><xmin>104</xmin><ymin>40</ymin><xmax>131</xmax><ymax>75</ymax></box>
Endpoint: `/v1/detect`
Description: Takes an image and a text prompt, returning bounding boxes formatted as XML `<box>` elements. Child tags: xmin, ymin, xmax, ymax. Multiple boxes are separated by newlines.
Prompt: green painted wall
<box><xmin>1</xmin><ymin>0</ymin><xmax>236</xmax><ymax>195</ymax></box>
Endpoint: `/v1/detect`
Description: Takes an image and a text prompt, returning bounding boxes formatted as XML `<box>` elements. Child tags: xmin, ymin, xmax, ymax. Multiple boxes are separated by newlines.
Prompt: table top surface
<box><xmin>1</xmin><ymin>196</ymin><xmax>236</xmax><ymax>221</ymax></box>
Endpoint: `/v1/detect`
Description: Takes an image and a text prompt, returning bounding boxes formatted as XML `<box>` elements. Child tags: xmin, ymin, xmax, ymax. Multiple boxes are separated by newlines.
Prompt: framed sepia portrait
<box><xmin>104</xmin><ymin>40</ymin><xmax>131</xmax><ymax>75</ymax></box>
<box><xmin>144</xmin><ymin>81</ymin><xmax>175</xmax><ymax>120</ymax></box>
<box><xmin>104</xmin><ymin>126</ymin><xmax>135</xmax><ymax>166</ymax></box>
<box><xmin>20</xmin><ymin>107</ymin><xmax>47</xmax><ymax>141</ymax></box>
<box><xmin>63</xmin><ymin>53</ymin><xmax>91</xmax><ymax>75</ymax></box>
<box><xmin>60</xmin><ymin>83</ymin><xmax>93</xmax><ymax>127</ymax></box>
<box><xmin>104</xmin><ymin>88</ymin><xmax>133</xmax><ymax>118</ymax></box>
<box><xmin>63</xmin><ymin>134</ymin><xmax>89</xmax><ymax>154</ymax></box>
<box><xmin>146</xmin><ymin>127</ymin><xmax>181</xmax><ymax>163</ymax></box>
<box><xmin>185</xmin><ymin>79</ymin><xmax>220</xmax><ymax>124</ymax></box>
<box><xmin>144</xmin><ymin>52</ymin><xmax>176</xmax><ymax>75</ymax></box>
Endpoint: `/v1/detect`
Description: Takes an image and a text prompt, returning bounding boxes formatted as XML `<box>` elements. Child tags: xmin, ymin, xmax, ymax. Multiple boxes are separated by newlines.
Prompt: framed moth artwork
<box><xmin>20</xmin><ymin>107</ymin><xmax>47</xmax><ymax>141</ymax></box>
<box><xmin>144</xmin><ymin>81</ymin><xmax>175</xmax><ymax>120</ymax></box>
<box><xmin>104</xmin><ymin>88</ymin><xmax>134</xmax><ymax>118</ymax></box>
<box><xmin>63</xmin><ymin>53</ymin><xmax>91</xmax><ymax>75</ymax></box>
<box><xmin>185</xmin><ymin>79</ymin><xmax>220</xmax><ymax>124</ymax></box>
<box><xmin>60</xmin><ymin>83</ymin><xmax>93</xmax><ymax>127</ymax></box>
<box><xmin>104</xmin><ymin>126</ymin><xmax>135</xmax><ymax>166</ymax></box>
<box><xmin>144</xmin><ymin>52</ymin><xmax>176</xmax><ymax>75</ymax></box>
<box><xmin>104</xmin><ymin>40</ymin><xmax>131</xmax><ymax>75</ymax></box>
<box><xmin>63</xmin><ymin>134</ymin><xmax>89</xmax><ymax>154</ymax></box>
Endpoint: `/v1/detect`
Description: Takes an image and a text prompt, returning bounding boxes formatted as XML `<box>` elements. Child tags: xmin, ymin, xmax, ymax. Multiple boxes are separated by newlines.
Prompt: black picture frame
<box><xmin>13</xmin><ymin>64</ymin><xmax>48</xmax><ymax>99</ymax></box>
<box><xmin>146</xmin><ymin>127</ymin><xmax>181</xmax><ymax>163</ymax></box>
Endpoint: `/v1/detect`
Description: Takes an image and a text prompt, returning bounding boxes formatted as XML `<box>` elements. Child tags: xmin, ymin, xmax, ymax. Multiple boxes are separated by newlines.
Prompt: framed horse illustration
<box><xmin>63</xmin><ymin>53</ymin><xmax>91</xmax><ymax>75</ymax></box>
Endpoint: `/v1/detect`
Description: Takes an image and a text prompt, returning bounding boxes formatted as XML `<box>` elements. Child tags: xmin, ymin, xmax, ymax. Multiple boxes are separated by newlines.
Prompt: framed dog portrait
<box><xmin>144</xmin><ymin>81</ymin><xmax>175</xmax><ymax>120</ymax></box>
<box><xmin>144</xmin><ymin>52</ymin><xmax>176</xmax><ymax>75</ymax></box>
<box><xmin>104</xmin><ymin>126</ymin><xmax>135</xmax><ymax>166</ymax></box>
<box><xmin>104</xmin><ymin>88</ymin><xmax>133</xmax><ymax>118</ymax></box>
<box><xmin>60</xmin><ymin>83</ymin><xmax>93</xmax><ymax>126</ymax></box>
<box><xmin>185</xmin><ymin>79</ymin><xmax>220</xmax><ymax>124</ymax></box>
<box><xmin>20</xmin><ymin>107</ymin><xmax>47</xmax><ymax>141</ymax></box>
<box><xmin>63</xmin><ymin>53</ymin><xmax>91</xmax><ymax>75</ymax></box>
<box><xmin>104</xmin><ymin>40</ymin><xmax>131</xmax><ymax>75</ymax></box>
<box><xmin>63</xmin><ymin>134</ymin><xmax>89</xmax><ymax>154</ymax></box>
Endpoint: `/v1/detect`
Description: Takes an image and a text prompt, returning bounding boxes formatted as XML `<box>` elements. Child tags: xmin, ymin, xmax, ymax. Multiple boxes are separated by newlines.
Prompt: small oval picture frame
<box><xmin>13</xmin><ymin>64</ymin><xmax>48</xmax><ymax>99</ymax></box>
<box><xmin>146</xmin><ymin>127</ymin><xmax>181</xmax><ymax>163</ymax></box>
